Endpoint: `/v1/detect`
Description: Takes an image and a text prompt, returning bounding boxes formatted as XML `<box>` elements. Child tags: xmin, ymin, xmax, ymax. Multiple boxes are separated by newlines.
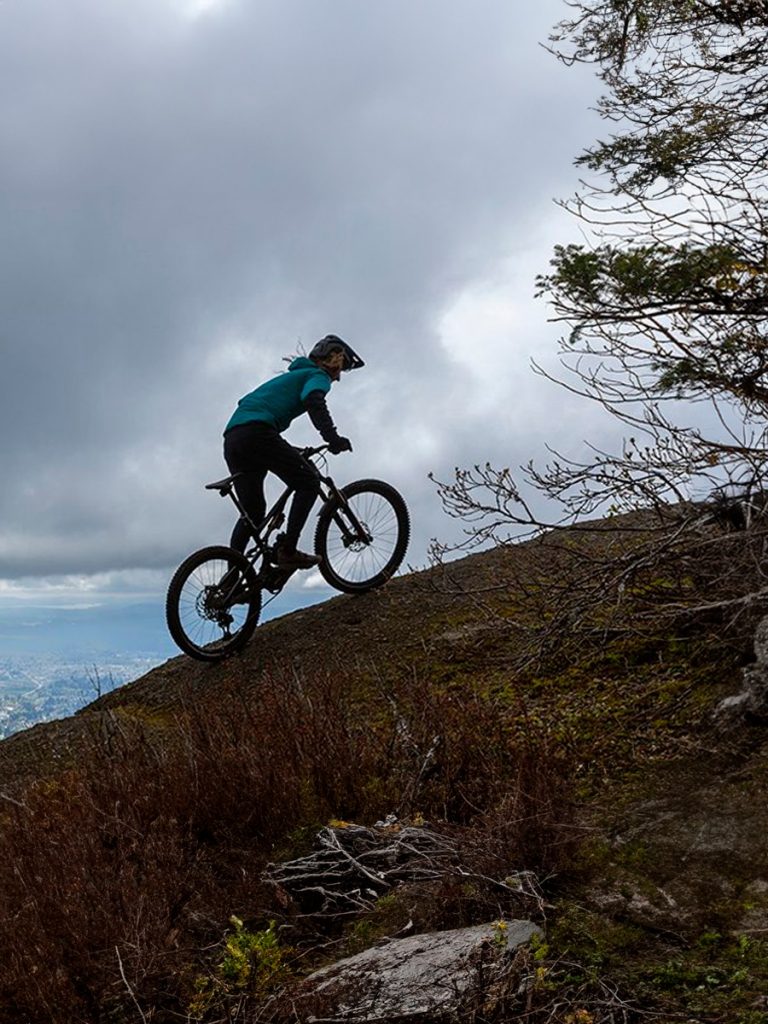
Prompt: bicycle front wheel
<box><xmin>314</xmin><ymin>479</ymin><xmax>410</xmax><ymax>594</ymax></box>
<box><xmin>166</xmin><ymin>545</ymin><xmax>261</xmax><ymax>661</ymax></box>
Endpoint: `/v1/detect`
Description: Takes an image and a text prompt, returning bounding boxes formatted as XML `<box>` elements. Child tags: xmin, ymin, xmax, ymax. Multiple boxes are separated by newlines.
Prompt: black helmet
<box><xmin>309</xmin><ymin>335</ymin><xmax>364</xmax><ymax>371</ymax></box>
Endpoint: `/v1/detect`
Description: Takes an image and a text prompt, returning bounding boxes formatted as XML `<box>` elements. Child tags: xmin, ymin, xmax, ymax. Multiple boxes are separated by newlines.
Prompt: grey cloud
<box><xmin>0</xmin><ymin>0</ymin><xmax>602</xmax><ymax>580</ymax></box>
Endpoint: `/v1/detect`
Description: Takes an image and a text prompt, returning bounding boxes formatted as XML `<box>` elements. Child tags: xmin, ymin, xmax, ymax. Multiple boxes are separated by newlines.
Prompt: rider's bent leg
<box><xmin>229</xmin><ymin>512</ymin><xmax>258</xmax><ymax>554</ymax></box>
<box><xmin>223</xmin><ymin>422</ymin><xmax>321</xmax><ymax>562</ymax></box>
<box><xmin>256</xmin><ymin>436</ymin><xmax>322</xmax><ymax>567</ymax></box>
<box><xmin>223</xmin><ymin>424</ymin><xmax>269</xmax><ymax>553</ymax></box>
<box><xmin>271</xmin><ymin>451</ymin><xmax>321</xmax><ymax>554</ymax></box>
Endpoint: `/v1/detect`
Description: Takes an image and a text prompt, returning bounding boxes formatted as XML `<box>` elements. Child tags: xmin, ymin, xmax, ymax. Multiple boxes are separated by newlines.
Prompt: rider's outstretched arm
<box><xmin>304</xmin><ymin>390</ymin><xmax>352</xmax><ymax>453</ymax></box>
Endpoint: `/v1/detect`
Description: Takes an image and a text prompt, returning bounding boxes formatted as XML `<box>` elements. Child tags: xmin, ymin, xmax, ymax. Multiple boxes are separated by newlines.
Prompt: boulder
<box><xmin>715</xmin><ymin>612</ymin><xmax>768</xmax><ymax>725</ymax></box>
<box><xmin>300</xmin><ymin>919</ymin><xmax>542</xmax><ymax>1022</ymax></box>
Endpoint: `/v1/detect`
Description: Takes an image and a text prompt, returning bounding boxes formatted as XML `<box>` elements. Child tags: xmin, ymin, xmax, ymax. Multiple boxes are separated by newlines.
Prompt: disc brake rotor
<box><xmin>344</xmin><ymin>521</ymin><xmax>372</xmax><ymax>551</ymax></box>
<box><xmin>197</xmin><ymin>586</ymin><xmax>232</xmax><ymax>626</ymax></box>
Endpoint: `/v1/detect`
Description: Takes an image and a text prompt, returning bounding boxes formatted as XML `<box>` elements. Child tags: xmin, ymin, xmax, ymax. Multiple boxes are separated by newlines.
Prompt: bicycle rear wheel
<box><xmin>166</xmin><ymin>545</ymin><xmax>261</xmax><ymax>661</ymax></box>
<box><xmin>314</xmin><ymin>479</ymin><xmax>409</xmax><ymax>594</ymax></box>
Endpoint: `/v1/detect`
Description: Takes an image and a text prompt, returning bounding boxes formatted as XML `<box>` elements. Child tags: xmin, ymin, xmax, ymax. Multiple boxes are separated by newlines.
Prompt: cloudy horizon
<box><xmin>1</xmin><ymin>0</ymin><xmax>608</xmax><ymax>629</ymax></box>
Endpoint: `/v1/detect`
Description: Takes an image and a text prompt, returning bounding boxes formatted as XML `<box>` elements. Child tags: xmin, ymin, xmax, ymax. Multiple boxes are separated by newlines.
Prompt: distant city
<box><xmin>0</xmin><ymin>651</ymin><xmax>164</xmax><ymax>739</ymax></box>
<box><xmin>0</xmin><ymin>584</ymin><xmax>332</xmax><ymax>739</ymax></box>
<box><xmin>0</xmin><ymin>598</ymin><xmax>174</xmax><ymax>738</ymax></box>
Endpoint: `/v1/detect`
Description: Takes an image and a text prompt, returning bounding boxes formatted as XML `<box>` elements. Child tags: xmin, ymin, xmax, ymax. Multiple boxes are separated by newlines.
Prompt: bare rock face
<box><xmin>715</xmin><ymin>613</ymin><xmax>768</xmax><ymax>724</ymax></box>
<box><xmin>299</xmin><ymin>920</ymin><xmax>542</xmax><ymax>1023</ymax></box>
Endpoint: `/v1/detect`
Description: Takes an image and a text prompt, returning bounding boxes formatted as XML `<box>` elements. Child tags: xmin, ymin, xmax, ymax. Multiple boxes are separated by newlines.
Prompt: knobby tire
<box><xmin>166</xmin><ymin>545</ymin><xmax>261</xmax><ymax>661</ymax></box>
<box><xmin>314</xmin><ymin>479</ymin><xmax>410</xmax><ymax>593</ymax></box>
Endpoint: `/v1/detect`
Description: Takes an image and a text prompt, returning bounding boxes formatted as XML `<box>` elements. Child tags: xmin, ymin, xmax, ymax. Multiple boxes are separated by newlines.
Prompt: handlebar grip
<box><xmin>298</xmin><ymin>444</ymin><xmax>330</xmax><ymax>457</ymax></box>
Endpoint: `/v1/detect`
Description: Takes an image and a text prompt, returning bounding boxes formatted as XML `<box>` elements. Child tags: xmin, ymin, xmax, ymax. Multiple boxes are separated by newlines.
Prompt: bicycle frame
<box><xmin>168</xmin><ymin>446</ymin><xmax>409</xmax><ymax>661</ymax></box>
<box><xmin>211</xmin><ymin>445</ymin><xmax>372</xmax><ymax>594</ymax></box>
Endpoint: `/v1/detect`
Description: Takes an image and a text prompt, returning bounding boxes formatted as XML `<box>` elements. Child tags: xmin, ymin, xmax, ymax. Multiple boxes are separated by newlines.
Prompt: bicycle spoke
<box><xmin>322</xmin><ymin>490</ymin><xmax>402</xmax><ymax>585</ymax></box>
<box><xmin>167</xmin><ymin>547</ymin><xmax>261</xmax><ymax>660</ymax></box>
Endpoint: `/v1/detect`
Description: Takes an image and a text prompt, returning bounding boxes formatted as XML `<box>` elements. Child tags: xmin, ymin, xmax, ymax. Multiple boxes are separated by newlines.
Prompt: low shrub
<box><xmin>0</xmin><ymin>660</ymin><xmax>578</xmax><ymax>1022</ymax></box>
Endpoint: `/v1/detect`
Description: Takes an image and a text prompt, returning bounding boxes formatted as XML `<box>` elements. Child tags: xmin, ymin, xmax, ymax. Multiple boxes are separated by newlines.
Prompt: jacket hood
<box><xmin>288</xmin><ymin>357</ymin><xmax>318</xmax><ymax>372</ymax></box>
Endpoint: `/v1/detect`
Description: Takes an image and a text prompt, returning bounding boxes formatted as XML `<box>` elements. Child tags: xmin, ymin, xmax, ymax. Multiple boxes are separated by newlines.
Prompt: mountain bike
<box><xmin>166</xmin><ymin>445</ymin><xmax>410</xmax><ymax>662</ymax></box>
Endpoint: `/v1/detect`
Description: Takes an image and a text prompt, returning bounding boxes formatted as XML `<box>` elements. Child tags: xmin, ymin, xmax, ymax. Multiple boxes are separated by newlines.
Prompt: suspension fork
<box><xmin>319</xmin><ymin>478</ymin><xmax>373</xmax><ymax>544</ymax></box>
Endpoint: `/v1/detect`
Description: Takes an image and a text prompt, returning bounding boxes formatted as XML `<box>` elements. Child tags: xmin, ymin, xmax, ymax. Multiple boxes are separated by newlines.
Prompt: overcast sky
<box><xmin>0</xmin><ymin>0</ymin><xmax>609</xmax><ymax>616</ymax></box>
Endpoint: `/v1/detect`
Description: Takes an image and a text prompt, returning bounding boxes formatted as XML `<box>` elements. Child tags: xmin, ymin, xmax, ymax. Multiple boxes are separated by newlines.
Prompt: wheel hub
<box><xmin>344</xmin><ymin>522</ymin><xmax>372</xmax><ymax>551</ymax></box>
<box><xmin>197</xmin><ymin>586</ymin><xmax>232</xmax><ymax>627</ymax></box>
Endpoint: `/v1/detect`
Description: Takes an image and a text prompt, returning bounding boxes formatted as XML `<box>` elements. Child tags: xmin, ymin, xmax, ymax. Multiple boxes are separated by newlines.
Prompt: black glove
<box><xmin>328</xmin><ymin>435</ymin><xmax>353</xmax><ymax>454</ymax></box>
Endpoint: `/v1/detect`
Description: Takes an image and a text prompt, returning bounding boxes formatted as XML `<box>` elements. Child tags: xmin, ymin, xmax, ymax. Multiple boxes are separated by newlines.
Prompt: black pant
<box><xmin>223</xmin><ymin>422</ymin><xmax>321</xmax><ymax>553</ymax></box>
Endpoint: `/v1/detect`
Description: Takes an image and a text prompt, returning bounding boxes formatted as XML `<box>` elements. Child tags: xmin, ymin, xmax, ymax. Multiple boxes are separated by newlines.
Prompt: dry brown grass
<box><xmin>0</xmin><ymin>660</ymin><xmax>578</xmax><ymax>1023</ymax></box>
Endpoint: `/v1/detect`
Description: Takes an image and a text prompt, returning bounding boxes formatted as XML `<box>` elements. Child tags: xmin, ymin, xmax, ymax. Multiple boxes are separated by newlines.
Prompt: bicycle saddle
<box><xmin>205</xmin><ymin>473</ymin><xmax>243</xmax><ymax>495</ymax></box>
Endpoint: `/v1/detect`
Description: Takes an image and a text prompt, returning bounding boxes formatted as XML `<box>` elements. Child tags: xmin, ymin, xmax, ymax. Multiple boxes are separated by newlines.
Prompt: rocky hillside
<box><xmin>1</xmin><ymin>528</ymin><xmax>767</xmax><ymax>1023</ymax></box>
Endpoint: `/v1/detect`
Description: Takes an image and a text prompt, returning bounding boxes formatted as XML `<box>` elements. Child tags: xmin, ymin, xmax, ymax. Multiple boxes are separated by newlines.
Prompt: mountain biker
<box><xmin>222</xmin><ymin>335</ymin><xmax>364</xmax><ymax>569</ymax></box>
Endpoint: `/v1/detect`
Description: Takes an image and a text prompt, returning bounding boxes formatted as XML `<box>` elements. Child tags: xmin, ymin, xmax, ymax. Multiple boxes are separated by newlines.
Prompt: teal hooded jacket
<box><xmin>225</xmin><ymin>358</ymin><xmax>332</xmax><ymax>434</ymax></box>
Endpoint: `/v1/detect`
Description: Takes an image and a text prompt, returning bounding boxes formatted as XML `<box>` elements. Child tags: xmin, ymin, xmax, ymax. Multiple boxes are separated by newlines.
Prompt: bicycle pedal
<box><xmin>259</xmin><ymin>565</ymin><xmax>295</xmax><ymax>593</ymax></box>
